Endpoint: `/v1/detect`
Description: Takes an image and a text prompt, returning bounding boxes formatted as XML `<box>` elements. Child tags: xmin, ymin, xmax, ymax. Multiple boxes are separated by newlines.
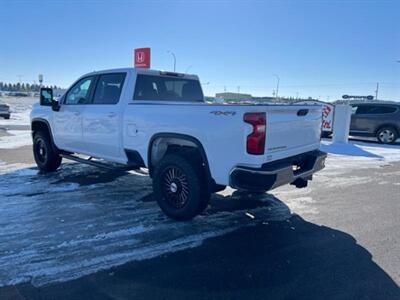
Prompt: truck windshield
<box><xmin>133</xmin><ymin>74</ymin><xmax>204</xmax><ymax>102</ymax></box>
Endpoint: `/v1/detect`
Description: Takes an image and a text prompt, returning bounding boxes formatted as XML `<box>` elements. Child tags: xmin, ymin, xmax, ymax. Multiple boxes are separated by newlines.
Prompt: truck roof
<box><xmin>82</xmin><ymin>68</ymin><xmax>199</xmax><ymax>81</ymax></box>
<box><xmin>350</xmin><ymin>101</ymin><xmax>400</xmax><ymax>106</ymax></box>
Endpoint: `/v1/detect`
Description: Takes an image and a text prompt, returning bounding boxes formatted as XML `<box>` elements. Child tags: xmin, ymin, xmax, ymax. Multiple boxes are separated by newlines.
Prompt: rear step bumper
<box><xmin>230</xmin><ymin>150</ymin><xmax>327</xmax><ymax>192</ymax></box>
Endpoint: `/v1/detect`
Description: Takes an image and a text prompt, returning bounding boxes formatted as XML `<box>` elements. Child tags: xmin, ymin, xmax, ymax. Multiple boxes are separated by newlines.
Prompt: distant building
<box><xmin>251</xmin><ymin>96</ymin><xmax>276</xmax><ymax>103</ymax></box>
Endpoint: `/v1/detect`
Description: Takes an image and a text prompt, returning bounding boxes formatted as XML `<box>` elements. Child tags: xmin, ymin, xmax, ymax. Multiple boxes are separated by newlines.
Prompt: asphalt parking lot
<box><xmin>0</xmin><ymin>138</ymin><xmax>399</xmax><ymax>300</ymax></box>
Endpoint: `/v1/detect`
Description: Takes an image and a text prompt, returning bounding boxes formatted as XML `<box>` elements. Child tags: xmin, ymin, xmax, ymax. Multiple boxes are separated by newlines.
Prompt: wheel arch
<box><xmin>147</xmin><ymin>133</ymin><xmax>215</xmax><ymax>189</ymax></box>
<box><xmin>375</xmin><ymin>123</ymin><xmax>399</xmax><ymax>135</ymax></box>
<box><xmin>31</xmin><ymin>118</ymin><xmax>58</xmax><ymax>152</ymax></box>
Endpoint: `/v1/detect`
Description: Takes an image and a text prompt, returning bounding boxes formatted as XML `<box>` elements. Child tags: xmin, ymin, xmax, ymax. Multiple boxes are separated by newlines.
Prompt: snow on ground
<box><xmin>264</xmin><ymin>139</ymin><xmax>400</xmax><ymax>219</ymax></box>
<box><xmin>0</xmin><ymin>133</ymin><xmax>398</xmax><ymax>287</ymax></box>
<box><xmin>320</xmin><ymin>139</ymin><xmax>400</xmax><ymax>176</ymax></box>
<box><xmin>0</xmin><ymin>163</ymin><xmax>291</xmax><ymax>287</ymax></box>
<box><xmin>0</xmin><ymin>130</ymin><xmax>32</xmax><ymax>149</ymax></box>
<box><xmin>0</xmin><ymin>96</ymin><xmax>36</xmax><ymax>126</ymax></box>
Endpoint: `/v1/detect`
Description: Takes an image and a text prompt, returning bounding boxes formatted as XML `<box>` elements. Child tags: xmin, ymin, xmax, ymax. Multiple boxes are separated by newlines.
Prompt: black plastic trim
<box><xmin>230</xmin><ymin>150</ymin><xmax>326</xmax><ymax>192</ymax></box>
<box><xmin>147</xmin><ymin>133</ymin><xmax>214</xmax><ymax>189</ymax></box>
<box><xmin>124</xmin><ymin>149</ymin><xmax>145</xmax><ymax>168</ymax></box>
<box><xmin>297</xmin><ymin>109</ymin><xmax>309</xmax><ymax>116</ymax></box>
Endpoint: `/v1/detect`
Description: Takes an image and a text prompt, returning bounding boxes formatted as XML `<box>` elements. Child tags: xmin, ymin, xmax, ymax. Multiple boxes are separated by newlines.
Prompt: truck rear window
<box><xmin>133</xmin><ymin>74</ymin><xmax>204</xmax><ymax>102</ymax></box>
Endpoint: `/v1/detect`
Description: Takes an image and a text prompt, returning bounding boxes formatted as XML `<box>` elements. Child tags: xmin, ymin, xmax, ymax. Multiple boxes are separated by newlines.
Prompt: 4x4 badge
<box><xmin>210</xmin><ymin>111</ymin><xmax>236</xmax><ymax>116</ymax></box>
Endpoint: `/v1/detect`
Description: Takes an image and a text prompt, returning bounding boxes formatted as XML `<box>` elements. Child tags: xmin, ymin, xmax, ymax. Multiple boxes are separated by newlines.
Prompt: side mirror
<box><xmin>40</xmin><ymin>88</ymin><xmax>53</xmax><ymax>106</ymax></box>
<box><xmin>40</xmin><ymin>88</ymin><xmax>60</xmax><ymax>111</ymax></box>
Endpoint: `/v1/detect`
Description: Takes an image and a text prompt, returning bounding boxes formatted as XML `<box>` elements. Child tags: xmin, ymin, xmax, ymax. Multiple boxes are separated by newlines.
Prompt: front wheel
<box><xmin>152</xmin><ymin>154</ymin><xmax>210</xmax><ymax>220</ymax></box>
<box><xmin>376</xmin><ymin>127</ymin><xmax>398</xmax><ymax>144</ymax></box>
<box><xmin>33</xmin><ymin>131</ymin><xmax>62</xmax><ymax>172</ymax></box>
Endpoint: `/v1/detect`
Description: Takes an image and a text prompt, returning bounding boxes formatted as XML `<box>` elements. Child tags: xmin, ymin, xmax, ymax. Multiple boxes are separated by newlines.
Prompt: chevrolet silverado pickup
<box><xmin>31</xmin><ymin>68</ymin><xmax>326</xmax><ymax>220</ymax></box>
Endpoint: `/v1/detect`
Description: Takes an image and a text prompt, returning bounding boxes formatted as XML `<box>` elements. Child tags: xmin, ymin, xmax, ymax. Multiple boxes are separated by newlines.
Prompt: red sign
<box><xmin>134</xmin><ymin>48</ymin><xmax>151</xmax><ymax>68</ymax></box>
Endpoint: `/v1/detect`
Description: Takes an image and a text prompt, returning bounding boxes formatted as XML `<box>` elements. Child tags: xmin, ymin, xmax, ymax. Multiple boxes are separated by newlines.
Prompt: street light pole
<box><xmin>273</xmin><ymin>74</ymin><xmax>280</xmax><ymax>100</ymax></box>
<box><xmin>167</xmin><ymin>50</ymin><xmax>176</xmax><ymax>72</ymax></box>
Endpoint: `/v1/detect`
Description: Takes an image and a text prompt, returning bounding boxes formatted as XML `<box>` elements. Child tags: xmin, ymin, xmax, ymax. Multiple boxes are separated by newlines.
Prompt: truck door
<box><xmin>52</xmin><ymin>76</ymin><xmax>95</xmax><ymax>152</ymax></box>
<box><xmin>82</xmin><ymin>73</ymin><xmax>126</xmax><ymax>161</ymax></box>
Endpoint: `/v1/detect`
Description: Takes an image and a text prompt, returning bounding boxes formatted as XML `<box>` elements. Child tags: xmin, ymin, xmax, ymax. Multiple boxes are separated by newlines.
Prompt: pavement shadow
<box><xmin>320</xmin><ymin>142</ymin><xmax>383</xmax><ymax>158</ymax></box>
<box><xmin>8</xmin><ymin>205</ymin><xmax>400</xmax><ymax>300</ymax></box>
<box><xmin>109</xmin><ymin>216</ymin><xmax>400</xmax><ymax>300</ymax></box>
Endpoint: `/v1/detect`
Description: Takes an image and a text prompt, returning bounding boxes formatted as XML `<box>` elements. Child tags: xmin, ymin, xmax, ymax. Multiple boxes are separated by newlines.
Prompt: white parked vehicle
<box><xmin>31</xmin><ymin>68</ymin><xmax>326</xmax><ymax>220</ymax></box>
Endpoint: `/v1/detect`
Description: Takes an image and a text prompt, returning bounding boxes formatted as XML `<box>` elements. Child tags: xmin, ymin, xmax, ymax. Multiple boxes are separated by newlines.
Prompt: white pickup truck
<box><xmin>31</xmin><ymin>68</ymin><xmax>326</xmax><ymax>220</ymax></box>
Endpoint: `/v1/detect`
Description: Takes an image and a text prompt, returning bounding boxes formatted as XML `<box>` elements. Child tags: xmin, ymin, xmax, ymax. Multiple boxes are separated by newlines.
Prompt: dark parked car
<box><xmin>0</xmin><ymin>104</ymin><xmax>10</xmax><ymax>119</ymax></box>
<box><xmin>350</xmin><ymin>103</ymin><xmax>400</xmax><ymax>144</ymax></box>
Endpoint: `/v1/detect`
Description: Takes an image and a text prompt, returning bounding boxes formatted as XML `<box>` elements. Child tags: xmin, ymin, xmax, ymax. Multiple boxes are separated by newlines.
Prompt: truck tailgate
<box><xmin>265</xmin><ymin>106</ymin><xmax>322</xmax><ymax>158</ymax></box>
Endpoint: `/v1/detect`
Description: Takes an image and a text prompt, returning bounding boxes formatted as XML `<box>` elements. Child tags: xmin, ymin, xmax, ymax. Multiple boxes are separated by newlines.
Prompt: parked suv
<box><xmin>350</xmin><ymin>102</ymin><xmax>400</xmax><ymax>144</ymax></box>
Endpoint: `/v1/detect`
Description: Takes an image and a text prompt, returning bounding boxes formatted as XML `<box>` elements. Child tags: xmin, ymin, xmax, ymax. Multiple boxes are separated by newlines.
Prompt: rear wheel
<box><xmin>321</xmin><ymin>131</ymin><xmax>331</xmax><ymax>138</ymax></box>
<box><xmin>376</xmin><ymin>127</ymin><xmax>398</xmax><ymax>144</ymax></box>
<box><xmin>153</xmin><ymin>153</ymin><xmax>210</xmax><ymax>220</ymax></box>
<box><xmin>33</xmin><ymin>131</ymin><xmax>62</xmax><ymax>172</ymax></box>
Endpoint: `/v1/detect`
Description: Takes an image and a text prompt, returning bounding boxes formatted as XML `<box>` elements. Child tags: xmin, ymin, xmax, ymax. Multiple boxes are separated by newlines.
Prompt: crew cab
<box><xmin>31</xmin><ymin>68</ymin><xmax>326</xmax><ymax>220</ymax></box>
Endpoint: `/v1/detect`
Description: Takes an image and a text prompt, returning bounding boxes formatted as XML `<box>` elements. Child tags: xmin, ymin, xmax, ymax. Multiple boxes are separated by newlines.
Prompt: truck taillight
<box><xmin>244</xmin><ymin>112</ymin><xmax>266</xmax><ymax>155</ymax></box>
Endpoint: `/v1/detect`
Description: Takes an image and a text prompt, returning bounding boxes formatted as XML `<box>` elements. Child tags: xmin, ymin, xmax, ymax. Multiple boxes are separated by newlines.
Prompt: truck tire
<box><xmin>33</xmin><ymin>131</ymin><xmax>62</xmax><ymax>172</ymax></box>
<box><xmin>321</xmin><ymin>131</ymin><xmax>331</xmax><ymax>138</ymax></box>
<box><xmin>152</xmin><ymin>153</ymin><xmax>210</xmax><ymax>220</ymax></box>
<box><xmin>376</xmin><ymin>126</ymin><xmax>398</xmax><ymax>144</ymax></box>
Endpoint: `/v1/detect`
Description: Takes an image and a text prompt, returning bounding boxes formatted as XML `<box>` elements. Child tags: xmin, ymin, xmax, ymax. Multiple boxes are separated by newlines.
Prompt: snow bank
<box><xmin>321</xmin><ymin>140</ymin><xmax>400</xmax><ymax>162</ymax></box>
<box><xmin>319</xmin><ymin>140</ymin><xmax>400</xmax><ymax>178</ymax></box>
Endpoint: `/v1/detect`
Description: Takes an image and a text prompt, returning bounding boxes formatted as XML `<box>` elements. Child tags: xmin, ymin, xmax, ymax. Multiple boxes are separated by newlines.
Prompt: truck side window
<box><xmin>93</xmin><ymin>73</ymin><xmax>126</xmax><ymax>105</ymax></box>
<box><xmin>133</xmin><ymin>74</ymin><xmax>204</xmax><ymax>102</ymax></box>
<box><xmin>65</xmin><ymin>77</ymin><xmax>94</xmax><ymax>105</ymax></box>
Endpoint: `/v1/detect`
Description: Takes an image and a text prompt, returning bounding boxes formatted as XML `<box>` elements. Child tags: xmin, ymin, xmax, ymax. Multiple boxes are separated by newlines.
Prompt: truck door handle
<box><xmin>73</xmin><ymin>112</ymin><xmax>80</xmax><ymax>116</ymax></box>
<box><xmin>297</xmin><ymin>109</ymin><xmax>309</xmax><ymax>116</ymax></box>
<box><xmin>107</xmin><ymin>112</ymin><xmax>117</xmax><ymax>118</ymax></box>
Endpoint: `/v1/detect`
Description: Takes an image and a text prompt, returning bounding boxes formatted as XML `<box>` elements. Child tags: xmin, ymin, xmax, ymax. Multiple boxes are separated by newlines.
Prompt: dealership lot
<box><xmin>0</xmin><ymin>127</ymin><xmax>399</xmax><ymax>299</ymax></box>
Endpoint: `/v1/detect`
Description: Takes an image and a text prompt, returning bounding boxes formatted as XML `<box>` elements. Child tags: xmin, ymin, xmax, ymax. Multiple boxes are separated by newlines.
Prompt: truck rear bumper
<box><xmin>229</xmin><ymin>150</ymin><xmax>327</xmax><ymax>192</ymax></box>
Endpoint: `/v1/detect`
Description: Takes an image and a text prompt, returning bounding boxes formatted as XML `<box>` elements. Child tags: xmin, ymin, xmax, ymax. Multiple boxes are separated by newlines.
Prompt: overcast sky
<box><xmin>0</xmin><ymin>0</ymin><xmax>399</xmax><ymax>101</ymax></box>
